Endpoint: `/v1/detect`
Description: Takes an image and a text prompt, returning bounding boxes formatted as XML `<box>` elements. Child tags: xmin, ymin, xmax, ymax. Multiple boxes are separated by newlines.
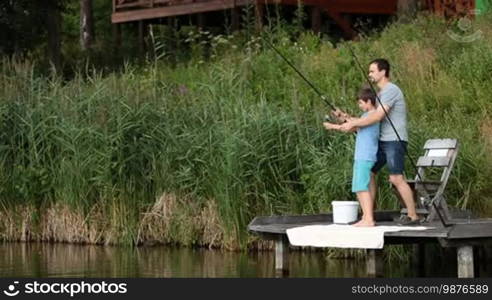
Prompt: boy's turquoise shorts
<box><xmin>352</xmin><ymin>160</ymin><xmax>375</xmax><ymax>193</ymax></box>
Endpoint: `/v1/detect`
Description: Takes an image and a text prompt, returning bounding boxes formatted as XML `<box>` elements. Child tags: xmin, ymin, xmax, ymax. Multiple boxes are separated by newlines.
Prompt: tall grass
<box><xmin>0</xmin><ymin>13</ymin><xmax>491</xmax><ymax>249</ymax></box>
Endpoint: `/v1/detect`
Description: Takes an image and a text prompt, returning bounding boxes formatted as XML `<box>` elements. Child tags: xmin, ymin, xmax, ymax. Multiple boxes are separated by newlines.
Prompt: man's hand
<box><xmin>339</xmin><ymin>120</ymin><xmax>355</xmax><ymax>132</ymax></box>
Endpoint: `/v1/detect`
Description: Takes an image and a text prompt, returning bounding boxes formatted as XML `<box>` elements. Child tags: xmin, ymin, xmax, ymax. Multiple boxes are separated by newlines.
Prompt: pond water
<box><xmin>0</xmin><ymin>243</ymin><xmax>490</xmax><ymax>278</ymax></box>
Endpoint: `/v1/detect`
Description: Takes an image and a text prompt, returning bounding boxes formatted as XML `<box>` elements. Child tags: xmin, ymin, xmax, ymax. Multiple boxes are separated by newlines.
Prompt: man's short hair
<box><xmin>370</xmin><ymin>58</ymin><xmax>390</xmax><ymax>78</ymax></box>
<box><xmin>357</xmin><ymin>87</ymin><xmax>377</xmax><ymax>106</ymax></box>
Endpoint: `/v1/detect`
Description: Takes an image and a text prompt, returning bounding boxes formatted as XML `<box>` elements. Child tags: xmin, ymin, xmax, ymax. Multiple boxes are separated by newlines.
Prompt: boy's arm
<box><xmin>323</xmin><ymin>122</ymin><xmax>342</xmax><ymax>131</ymax></box>
<box><xmin>323</xmin><ymin>122</ymin><xmax>357</xmax><ymax>133</ymax></box>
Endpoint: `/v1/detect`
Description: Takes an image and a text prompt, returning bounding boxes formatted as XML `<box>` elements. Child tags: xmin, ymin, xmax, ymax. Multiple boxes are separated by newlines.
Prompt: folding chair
<box><xmin>399</xmin><ymin>139</ymin><xmax>459</xmax><ymax>223</ymax></box>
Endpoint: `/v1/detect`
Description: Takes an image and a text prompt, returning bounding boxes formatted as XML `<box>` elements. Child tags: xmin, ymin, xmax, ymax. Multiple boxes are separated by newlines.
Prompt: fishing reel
<box><xmin>323</xmin><ymin>114</ymin><xmax>335</xmax><ymax>123</ymax></box>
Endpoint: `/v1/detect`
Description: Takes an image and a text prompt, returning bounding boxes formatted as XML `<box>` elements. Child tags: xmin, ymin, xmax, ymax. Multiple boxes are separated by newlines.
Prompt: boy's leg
<box><xmin>353</xmin><ymin>160</ymin><xmax>376</xmax><ymax>227</ymax></box>
<box><xmin>369</xmin><ymin>172</ymin><xmax>377</xmax><ymax>209</ymax></box>
<box><xmin>354</xmin><ymin>191</ymin><xmax>375</xmax><ymax>227</ymax></box>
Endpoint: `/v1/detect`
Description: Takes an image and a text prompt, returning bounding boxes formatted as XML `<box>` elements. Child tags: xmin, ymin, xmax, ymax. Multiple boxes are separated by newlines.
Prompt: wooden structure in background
<box><xmin>112</xmin><ymin>0</ymin><xmax>401</xmax><ymax>39</ymax></box>
<box><xmin>424</xmin><ymin>0</ymin><xmax>476</xmax><ymax>17</ymax></box>
<box><xmin>112</xmin><ymin>1</ymin><xmax>479</xmax><ymax>40</ymax></box>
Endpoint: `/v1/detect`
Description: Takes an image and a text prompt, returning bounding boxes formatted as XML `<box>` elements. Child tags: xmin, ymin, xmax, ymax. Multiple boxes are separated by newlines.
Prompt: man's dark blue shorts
<box><xmin>371</xmin><ymin>141</ymin><xmax>407</xmax><ymax>175</ymax></box>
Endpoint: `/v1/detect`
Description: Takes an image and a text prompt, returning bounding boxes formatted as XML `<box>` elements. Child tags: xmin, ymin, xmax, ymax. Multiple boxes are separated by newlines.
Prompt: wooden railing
<box><xmin>113</xmin><ymin>0</ymin><xmax>205</xmax><ymax>12</ymax></box>
<box><xmin>423</xmin><ymin>0</ymin><xmax>475</xmax><ymax>17</ymax></box>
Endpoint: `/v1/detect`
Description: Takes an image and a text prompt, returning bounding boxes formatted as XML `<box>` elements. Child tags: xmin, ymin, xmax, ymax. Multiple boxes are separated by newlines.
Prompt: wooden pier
<box><xmin>248</xmin><ymin>210</ymin><xmax>492</xmax><ymax>278</ymax></box>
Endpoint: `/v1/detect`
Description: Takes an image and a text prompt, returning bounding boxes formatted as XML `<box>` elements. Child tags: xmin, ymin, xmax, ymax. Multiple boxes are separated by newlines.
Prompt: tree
<box><xmin>46</xmin><ymin>0</ymin><xmax>62</xmax><ymax>72</ymax></box>
<box><xmin>80</xmin><ymin>0</ymin><xmax>95</xmax><ymax>50</ymax></box>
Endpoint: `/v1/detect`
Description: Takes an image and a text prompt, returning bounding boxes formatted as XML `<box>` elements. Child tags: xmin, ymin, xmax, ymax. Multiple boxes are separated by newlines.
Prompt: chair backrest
<box><xmin>414</xmin><ymin>138</ymin><xmax>459</xmax><ymax>198</ymax></box>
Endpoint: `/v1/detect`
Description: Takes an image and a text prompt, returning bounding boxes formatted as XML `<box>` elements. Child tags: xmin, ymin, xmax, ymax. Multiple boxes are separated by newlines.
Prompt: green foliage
<box><xmin>1</xmin><ymin>12</ymin><xmax>492</xmax><ymax>247</ymax></box>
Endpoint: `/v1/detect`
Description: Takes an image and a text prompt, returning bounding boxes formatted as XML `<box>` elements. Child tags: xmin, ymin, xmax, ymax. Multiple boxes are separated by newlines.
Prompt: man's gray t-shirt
<box><xmin>378</xmin><ymin>82</ymin><xmax>408</xmax><ymax>142</ymax></box>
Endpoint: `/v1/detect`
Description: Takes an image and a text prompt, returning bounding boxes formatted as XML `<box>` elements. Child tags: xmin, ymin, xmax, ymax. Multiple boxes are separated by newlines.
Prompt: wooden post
<box><xmin>311</xmin><ymin>6</ymin><xmax>322</xmax><ymax>34</ymax></box>
<box><xmin>473</xmin><ymin>246</ymin><xmax>480</xmax><ymax>277</ymax></box>
<box><xmin>366</xmin><ymin>249</ymin><xmax>384</xmax><ymax>277</ymax></box>
<box><xmin>412</xmin><ymin>243</ymin><xmax>426</xmax><ymax>276</ymax></box>
<box><xmin>483</xmin><ymin>245</ymin><xmax>492</xmax><ymax>273</ymax></box>
<box><xmin>138</xmin><ymin>20</ymin><xmax>148</xmax><ymax>59</ymax></box>
<box><xmin>231</xmin><ymin>6</ymin><xmax>240</xmax><ymax>31</ymax></box>
<box><xmin>398</xmin><ymin>0</ymin><xmax>418</xmax><ymax>21</ymax></box>
<box><xmin>457</xmin><ymin>245</ymin><xmax>474</xmax><ymax>278</ymax></box>
<box><xmin>197</xmin><ymin>13</ymin><xmax>205</xmax><ymax>31</ymax></box>
<box><xmin>254</xmin><ymin>1</ymin><xmax>264</xmax><ymax>33</ymax></box>
<box><xmin>275</xmin><ymin>235</ymin><xmax>289</xmax><ymax>277</ymax></box>
<box><xmin>112</xmin><ymin>23</ymin><xmax>122</xmax><ymax>62</ymax></box>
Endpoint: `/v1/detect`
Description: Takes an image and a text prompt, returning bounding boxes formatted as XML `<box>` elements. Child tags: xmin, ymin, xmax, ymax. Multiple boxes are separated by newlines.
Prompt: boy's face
<box><xmin>357</xmin><ymin>99</ymin><xmax>373</xmax><ymax>112</ymax></box>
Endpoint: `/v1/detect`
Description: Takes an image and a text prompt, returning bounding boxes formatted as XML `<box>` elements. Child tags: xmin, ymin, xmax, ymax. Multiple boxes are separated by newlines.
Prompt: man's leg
<box><xmin>389</xmin><ymin>175</ymin><xmax>418</xmax><ymax>220</ymax></box>
<box><xmin>354</xmin><ymin>191</ymin><xmax>375</xmax><ymax>227</ymax></box>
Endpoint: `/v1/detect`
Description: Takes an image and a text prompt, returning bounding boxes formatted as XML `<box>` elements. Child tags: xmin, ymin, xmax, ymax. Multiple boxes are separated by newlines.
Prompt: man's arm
<box><xmin>339</xmin><ymin>105</ymin><xmax>389</xmax><ymax>131</ymax></box>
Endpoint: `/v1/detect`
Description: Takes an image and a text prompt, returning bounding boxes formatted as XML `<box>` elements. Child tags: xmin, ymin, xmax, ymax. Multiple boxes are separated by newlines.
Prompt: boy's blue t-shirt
<box><xmin>354</xmin><ymin>112</ymin><xmax>380</xmax><ymax>161</ymax></box>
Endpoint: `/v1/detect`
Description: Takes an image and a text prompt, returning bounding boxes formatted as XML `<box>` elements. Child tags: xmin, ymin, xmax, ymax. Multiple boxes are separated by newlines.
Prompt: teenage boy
<box><xmin>324</xmin><ymin>87</ymin><xmax>379</xmax><ymax>227</ymax></box>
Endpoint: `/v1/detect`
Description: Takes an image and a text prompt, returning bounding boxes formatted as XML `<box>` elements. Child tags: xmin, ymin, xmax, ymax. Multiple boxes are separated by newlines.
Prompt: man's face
<box><xmin>368</xmin><ymin>63</ymin><xmax>385</xmax><ymax>83</ymax></box>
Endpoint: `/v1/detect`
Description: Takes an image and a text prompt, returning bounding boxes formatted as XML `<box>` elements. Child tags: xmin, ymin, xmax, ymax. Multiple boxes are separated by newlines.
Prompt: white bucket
<box><xmin>332</xmin><ymin>201</ymin><xmax>359</xmax><ymax>224</ymax></box>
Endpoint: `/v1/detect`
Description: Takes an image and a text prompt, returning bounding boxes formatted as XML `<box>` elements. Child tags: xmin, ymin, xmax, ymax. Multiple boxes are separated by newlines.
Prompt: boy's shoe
<box><xmin>395</xmin><ymin>215</ymin><xmax>421</xmax><ymax>226</ymax></box>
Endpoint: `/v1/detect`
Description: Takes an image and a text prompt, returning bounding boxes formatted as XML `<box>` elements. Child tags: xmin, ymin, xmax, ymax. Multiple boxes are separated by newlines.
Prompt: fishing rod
<box><xmin>262</xmin><ymin>37</ymin><xmax>342</xmax><ymax>119</ymax></box>
<box><xmin>345</xmin><ymin>43</ymin><xmax>451</xmax><ymax>227</ymax></box>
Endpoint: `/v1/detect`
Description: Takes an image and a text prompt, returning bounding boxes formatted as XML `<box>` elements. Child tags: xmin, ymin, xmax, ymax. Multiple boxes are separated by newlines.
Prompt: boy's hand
<box><xmin>330</xmin><ymin>108</ymin><xmax>351</xmax><ymax>123</ymax></box>
<box><xmin>323</xmin><ymin>122</ymin><xmax>340</xmax><ymax>130</ymax></box>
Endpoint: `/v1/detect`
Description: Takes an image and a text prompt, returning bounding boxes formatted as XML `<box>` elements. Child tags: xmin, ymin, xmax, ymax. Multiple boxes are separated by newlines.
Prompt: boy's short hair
<box><xmin>357</xmin><ymin>87</ymin><xmax>377</xmax><ymax>106</ymax></box>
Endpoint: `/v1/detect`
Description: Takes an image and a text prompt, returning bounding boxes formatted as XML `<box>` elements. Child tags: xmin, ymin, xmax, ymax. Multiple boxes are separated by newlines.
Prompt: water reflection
<box><xmin>0</xmin><ymin>242</ymin><xmax>490</xmax><ymax>278</ymax></box>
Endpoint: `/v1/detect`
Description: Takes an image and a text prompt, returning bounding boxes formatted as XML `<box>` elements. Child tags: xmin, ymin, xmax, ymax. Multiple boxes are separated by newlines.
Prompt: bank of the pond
<box><xmin>1</xmin><ymin>14</ymin><xmax>492</xmax><ymax>249</ymax></box>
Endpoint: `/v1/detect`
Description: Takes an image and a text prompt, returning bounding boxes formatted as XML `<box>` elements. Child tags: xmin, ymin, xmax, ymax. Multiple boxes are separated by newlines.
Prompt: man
<box><xmin>338</xmin><ymin>58</ymin><xmax>419</xmax><ymax>225</ymax></box>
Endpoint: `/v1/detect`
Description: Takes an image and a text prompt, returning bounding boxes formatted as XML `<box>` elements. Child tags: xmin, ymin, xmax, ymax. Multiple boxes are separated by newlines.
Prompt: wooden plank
<box><xmin>280</xmin><ymin>0</ymin><xmax>398</xmax><ymax>14</ymax></box>
<box><xmin>249</xmin><ymin>213</ymin><xmax>333</xmax><ymax>226</ymax></box>
<box><xmin>457</xmin><ymin>245</ymin><xmax>474</xmax><ymax>278</ymax></box>
<box><xmin>448</xmin><ymin>222</ymin><xmax>492</xmax><ymax>239</ymax></box>
<box><xmin>249</xmin><ymin>220</ymin><xmax>450</xmax><ymax>237</ymax></box>
<box><xmin>384</xmin><ymin>228</ymin><xmax>449</xmax><ymax>238</ymax></box>
<box><xmin>249</xmin><ymin>223</ymin><xmax>327</xmax><ymax>234</ymax></box>
<box><xmin>112</xmin><ymin>0</ymin><xmax>253</xmax><ymax>23</ymax></box>
<box><xmin>416</xmin><ymin>156</ymin><xmax>451</xmax><ymax>167</ymax></box>
<box><xmin>248</xmin><ymin>210</ymin><xmax>400</xmax><ymax>227</ymax></box>
<box><xmin>423</xmin><ymin>139</ymin><xmax>457</xmax><ymax>149</ymax></box>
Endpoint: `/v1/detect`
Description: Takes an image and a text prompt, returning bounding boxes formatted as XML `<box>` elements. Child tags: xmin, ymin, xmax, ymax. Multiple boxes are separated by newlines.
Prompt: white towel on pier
<box><xmin>286</xmin><ymin>224</ymin><xmax>430</xmax><ymax>249</ymax></box>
